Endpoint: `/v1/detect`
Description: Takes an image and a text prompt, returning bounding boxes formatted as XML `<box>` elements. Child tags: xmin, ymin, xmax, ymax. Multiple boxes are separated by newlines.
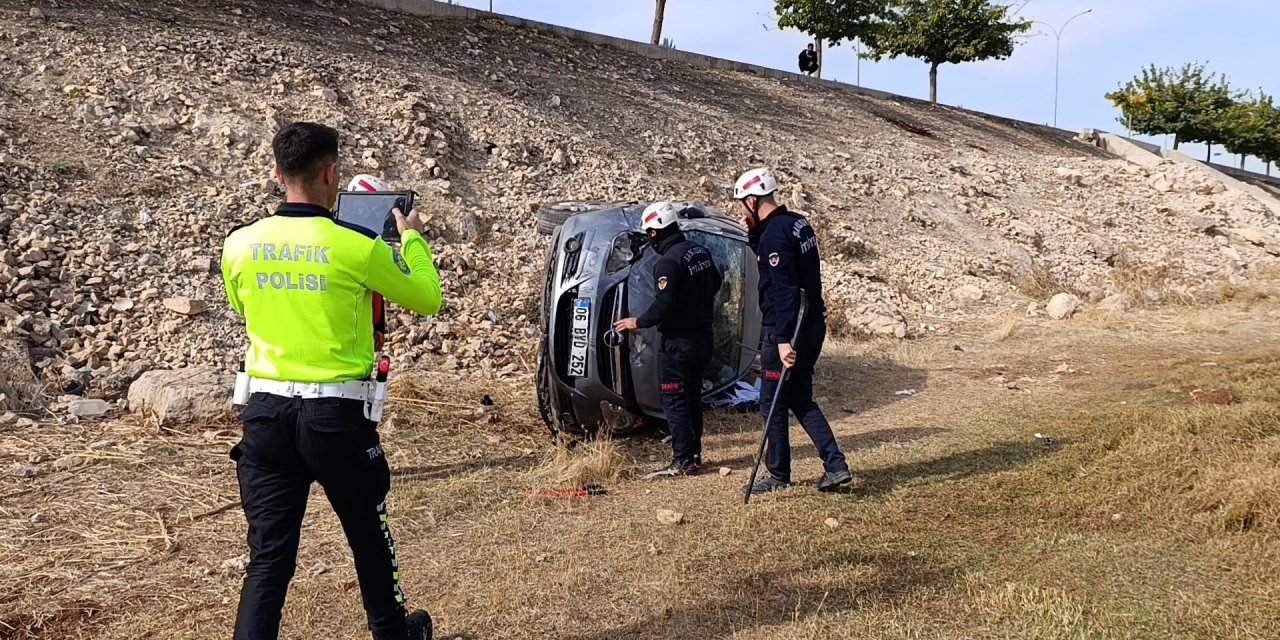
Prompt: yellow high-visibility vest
<box><xmin>221</xmin><ymin>202</ymin><xmax>442</xmax><ymax>382</ymax></box>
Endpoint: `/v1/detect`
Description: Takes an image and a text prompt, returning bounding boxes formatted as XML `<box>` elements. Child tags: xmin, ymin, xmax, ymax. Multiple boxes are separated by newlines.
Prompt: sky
<box><xmin>447</xmin><ymin>0</ymin><xmax>1278</xmax><ymax>174</ymax></box>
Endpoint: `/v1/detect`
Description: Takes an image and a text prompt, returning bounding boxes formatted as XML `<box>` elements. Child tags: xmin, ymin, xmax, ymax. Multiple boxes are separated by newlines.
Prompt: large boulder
<box><xmin>950</xmin><ymin>285</ymin><xmax>985</xmax><ymax>304</ymax></box>
<box><xmin>127</xmin><ymin>367</ymin><xmax>234</xmax><ymax>428</ymax></box>
<box><xmin>1046</xmin><ymin>293</ymin><xmax>1082</xmax><ymax>320</ymax></box>
<box><xmin>845</xmin><ymin>303</ymin><xmax>909</xmax><ymax>339</ymax></box>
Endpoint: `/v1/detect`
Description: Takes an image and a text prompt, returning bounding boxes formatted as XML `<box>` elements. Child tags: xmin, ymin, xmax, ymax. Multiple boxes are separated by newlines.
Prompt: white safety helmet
<box><xmin>733</xmin><ymin>168</ymin><xmax>778</xmax><ymax>200</ymax></box>
<box><xmin>641</xmin><ymin>201</ymin><xmax>680</xmax><ymax>232</ymax></box>
<box><xmin>347</xmin><ymin>174</ymin><xmax>390</xmax><ymax>192</ymax></box>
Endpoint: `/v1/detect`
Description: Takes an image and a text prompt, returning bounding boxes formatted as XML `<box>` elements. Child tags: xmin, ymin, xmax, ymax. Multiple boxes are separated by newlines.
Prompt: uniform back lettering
<box><xmin>255</xmin><ymin>271</ymin><xmax>328</xmax><ymax>292</ymax></box>
<box><xmin>249</xmin><ymin>243</ymin><xmax>332</xmax><ymax>265</ymax></box>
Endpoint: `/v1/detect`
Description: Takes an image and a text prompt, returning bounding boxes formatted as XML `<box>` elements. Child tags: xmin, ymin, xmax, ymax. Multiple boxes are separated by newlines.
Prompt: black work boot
<box><xmin>815</xmin><ymin>468</ymin><xmax>854</xmax><ymax>492</ymax></box>
<box><xmin>406</xmin><ymin>609</ymin><xmax>433</xmax><ymax>640</ymax></box>
<box><xmin>746</xmin><ymin>473</ymin><xmax>792</xmax><ymax>495</ymax></box>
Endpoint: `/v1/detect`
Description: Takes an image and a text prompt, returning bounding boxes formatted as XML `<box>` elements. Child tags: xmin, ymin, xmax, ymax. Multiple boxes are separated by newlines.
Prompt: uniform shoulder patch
<box><xmin>392</xmin><ymin>248</ymin><xmax>412</xmax><ymax>275</ymax></box>
<box><xmin>768</xmin><ymin>252</ymin><xmax>780</xmax><ymax>267</ymax></box>
<box><xmin>657</xmin><ymin>275</ymin><xmax>669</xmax><ymax>290</ymax></box>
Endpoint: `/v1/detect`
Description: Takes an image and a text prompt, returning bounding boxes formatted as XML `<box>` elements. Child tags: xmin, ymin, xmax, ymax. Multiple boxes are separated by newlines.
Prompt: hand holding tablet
<box><xmin>333</xmin><ymin>191</ymin><xmax>416</xmax><ymax>243</ymax></box>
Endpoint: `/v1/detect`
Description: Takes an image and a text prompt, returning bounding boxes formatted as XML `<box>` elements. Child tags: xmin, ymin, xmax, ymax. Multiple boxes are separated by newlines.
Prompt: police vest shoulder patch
<box><xmin>392</xmin><ymin>249</ymin><xmax>412</xmax><ymax>275</ymax></box>
<box><xmin>768</xmin><ymin>252</ymin><xmax>780</xmax><ymax>267</ymax></box>
<box><xmin>657</xmin><ymin>275</ymin><xmax>669</xmax><ymax>290</ymax></box>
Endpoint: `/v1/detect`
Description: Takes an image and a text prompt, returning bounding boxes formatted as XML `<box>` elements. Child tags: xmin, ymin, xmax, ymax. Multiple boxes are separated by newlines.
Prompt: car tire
<box><xmin>535</xmin><ymin>344</ymin><xmax>558</xmax><ymax>439</ymax></box>
<box><xmin>536</xmin><ymin>201</ymin><xmax>607</xmax><ymax>236</ymax></box>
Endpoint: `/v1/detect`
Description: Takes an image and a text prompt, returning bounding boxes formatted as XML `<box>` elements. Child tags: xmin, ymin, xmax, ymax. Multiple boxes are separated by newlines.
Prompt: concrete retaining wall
<box><xmin>1214</xmin><ymin>162</ymin><xmax>1280</xmax><ymax>187</ymax></box>
<box><xmin>1082</xmin><ymin>130</ymin><xmax>1163</xmax><ymax>168</ymax></box>
<box><xmin>1081</xmin><ymin>130</ymin><xmax>1280</xmax><ymax>218</ymax></box>
<box><xmin>1162</xmin><ymin>149</ymin><xmax>1280</xmax><ymax>217</ymax></box>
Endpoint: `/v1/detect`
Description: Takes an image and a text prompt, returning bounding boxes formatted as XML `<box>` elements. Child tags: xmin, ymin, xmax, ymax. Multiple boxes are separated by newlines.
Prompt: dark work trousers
<box><xmin>231</xmin><ymin>393</ymin><xmax>408</xmax><ymax>640</ymax></box>
<box><xmin>659</xmin><ymin>334</ymin><xmax>713</xmax><ymax>466</ymax></box>
<box><xmin>759</xmin><ymin>319</ymin><xmax>848</xmax><ymax>482</ymax></box>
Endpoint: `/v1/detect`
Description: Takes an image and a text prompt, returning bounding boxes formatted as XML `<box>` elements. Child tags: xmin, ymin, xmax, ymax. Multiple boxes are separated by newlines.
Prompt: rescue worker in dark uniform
<box><xmin>734</xmin><ymin>168</ymin><xmax>853</xmax><ymax>495</ymax></box>
<box><xmin>614</xmin><ymin>202</ymin><xmax>723</xmax><ymax>477</ymax></box>
<box><xmin>221</xmin><ymin>122</ymin><xmax>441</xmax><ymax>640</ymax></box>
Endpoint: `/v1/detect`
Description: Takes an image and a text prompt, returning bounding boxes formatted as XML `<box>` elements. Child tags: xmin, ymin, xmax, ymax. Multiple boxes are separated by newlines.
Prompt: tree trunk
<box><xmin>929</xmin><ymin>61</ymin><xmax>939</xmax><ymax>104</ymax></box>
<box><xmin>650</xmin><ymin>0</ymin><xmax>667</xmax><ymax>46</ymax></box>
<box><xmin>1173</xmin><ymin>134</ymin><xmax>1180</xmax><ymax>150</ymax></box>
<box><xmin>1268</xmin><ymin>162</ymin><xmax>1273</xmax><ymax>177</ymax></box>
<box><xmin>815</xmin><ymin>38</ymin><xmax>823</xmax><ymax>80</ymax></box>
<box><xmin>1206</xmin><ymin>144</ymin><xmax>1212</xmax><ymax>163</ymax></box>
<box><xmin>1241</xmin><ymin>154</ymin><xmax>1247</xmax><ymax>170</ymax></box>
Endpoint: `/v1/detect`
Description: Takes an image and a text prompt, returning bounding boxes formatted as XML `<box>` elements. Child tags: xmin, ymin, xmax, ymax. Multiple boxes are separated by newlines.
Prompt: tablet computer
<box><xmin>334</xmin><ymin>191</ymin><xmax>415</xmax><ymax>243</ymax></box>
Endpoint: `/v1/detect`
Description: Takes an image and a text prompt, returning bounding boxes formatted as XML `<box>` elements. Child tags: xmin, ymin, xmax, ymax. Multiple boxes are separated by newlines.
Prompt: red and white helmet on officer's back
<box><xmin>347</xmin><ymin>174</ymin><xmax>390</xmax><ymax>192</ymax></box>
<box><xmin>641</xmin><ymin>201</ymin><xmax>680</xmax><ymax>232</ymax></box>
<box><xmin>733</xmin><ymin>168</ymin><xmax>778</xmax><ymax>200</ymax></box>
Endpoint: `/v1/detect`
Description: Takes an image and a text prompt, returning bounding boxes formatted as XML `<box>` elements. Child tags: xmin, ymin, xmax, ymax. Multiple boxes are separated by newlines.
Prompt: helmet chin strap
<box><xmin>745</xmin><ymin>196</ymin><xmax>762</xmax><ymax>226</ymax></box>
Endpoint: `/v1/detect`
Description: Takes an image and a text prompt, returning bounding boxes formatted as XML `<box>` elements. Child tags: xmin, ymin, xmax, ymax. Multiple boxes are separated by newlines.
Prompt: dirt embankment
<box><xmin>0</xmin><ymin>0</ymin><xmax>1277</xmax><ymax>397</ymax></box>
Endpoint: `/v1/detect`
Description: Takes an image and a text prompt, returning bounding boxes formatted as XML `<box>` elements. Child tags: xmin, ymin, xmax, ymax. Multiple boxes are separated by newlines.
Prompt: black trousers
<box><xmin>759</xmin><ymin>320</ymin><xmax>847</xmax><ymax>482</ymax></box>
<box><xmin>231</xmin><ymin>393</ymin><xmax>408</xmax><ymax>640</ymax></box>
<box><xmin>659</xmin><ymin>334</ymin><xmax>712</xmax><ymax>466</ymax></box>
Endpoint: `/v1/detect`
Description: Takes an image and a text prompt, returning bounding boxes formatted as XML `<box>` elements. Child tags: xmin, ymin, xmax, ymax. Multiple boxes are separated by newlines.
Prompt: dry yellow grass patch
<box><xmin>985</xmin><ymin>314</ymin><xmax>1021</xmax><ymax>342</ymax></box>
<box><xmin>530</xmin><ymin>436</ymin><xmax>631</xmax><ymax>489</ymax></box>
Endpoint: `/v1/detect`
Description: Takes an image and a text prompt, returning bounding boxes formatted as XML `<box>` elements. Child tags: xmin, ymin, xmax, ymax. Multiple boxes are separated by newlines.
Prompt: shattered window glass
<box><xmin>687</xmin><ymin>231</ymin><xmax>747</xmax><ymax>392</ymax></box>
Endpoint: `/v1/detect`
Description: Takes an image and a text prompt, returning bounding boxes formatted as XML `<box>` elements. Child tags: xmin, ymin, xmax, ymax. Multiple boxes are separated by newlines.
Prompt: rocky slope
<box><xmin>1</xmin><ymin>0</ymin><xmax>1277</xmax><ymax>400</ymax></box>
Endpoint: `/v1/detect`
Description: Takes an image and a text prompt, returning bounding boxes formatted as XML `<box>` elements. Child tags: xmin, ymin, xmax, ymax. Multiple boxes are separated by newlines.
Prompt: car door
<box><xmin>625</xmin><ymin>228</ymin><xmax>760</xmax><ymax>420</ymax></box>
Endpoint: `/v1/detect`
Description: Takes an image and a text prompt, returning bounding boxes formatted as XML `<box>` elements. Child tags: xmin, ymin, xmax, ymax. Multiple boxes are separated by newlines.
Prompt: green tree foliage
<box><xmin>1106</xmin><ymin>63</ymin><xmax>1236</xmax><ymax>151</ymax></box>
<box><xmin>775</xmin><ymin>0</ymin><xmax>886</xmax><ymax>46</ymax></box>
<box><xmin>862</xmin><ymin>0</ymin><xmax>1031</xmax><ymax>103</ymax></box>
<box><xmin>776</xmin><ymin>0</ymin><xmax>1029</xmax><ymax>103</ymax></box>
<box><xmin>1221</xmin><ymin>92</ymin><xmax>1280</xmax><ymax>169</ymax></box>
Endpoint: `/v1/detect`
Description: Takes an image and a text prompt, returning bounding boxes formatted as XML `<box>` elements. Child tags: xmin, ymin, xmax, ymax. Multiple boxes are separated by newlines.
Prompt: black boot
<box><xmin>746</xmin><ymin>473</ymin><xmax>792</xmax><ymax>495</ymax></box>
<box><xmin>814</xmin><ymin>468</ymin><xmax>853</xmax><ymax>492</ymax></box>
<box><xmin>406</xmin><ymin>609</ymin><xmax>432</xmax><ymax>640</ymax></box>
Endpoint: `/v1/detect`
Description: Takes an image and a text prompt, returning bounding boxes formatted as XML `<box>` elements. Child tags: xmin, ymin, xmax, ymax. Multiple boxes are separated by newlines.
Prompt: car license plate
<box><xmin>568</xmin><ymin>298</ymin><xmax>590</xmax><ymax>378</ymax></box>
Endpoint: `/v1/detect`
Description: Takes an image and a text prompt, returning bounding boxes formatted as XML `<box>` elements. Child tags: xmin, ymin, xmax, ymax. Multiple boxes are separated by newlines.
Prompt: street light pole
<box><xmin>1034</xmin><ymin>8</ymin><xmax>1091</xmax><ymax>128</ymax></box>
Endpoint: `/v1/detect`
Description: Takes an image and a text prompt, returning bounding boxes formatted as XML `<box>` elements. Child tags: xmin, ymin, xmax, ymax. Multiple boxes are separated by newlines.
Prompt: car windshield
<box><xmin>686</xmin><ymin>230</ymin><xmax>748</xmax><ymax>393</ymax></box>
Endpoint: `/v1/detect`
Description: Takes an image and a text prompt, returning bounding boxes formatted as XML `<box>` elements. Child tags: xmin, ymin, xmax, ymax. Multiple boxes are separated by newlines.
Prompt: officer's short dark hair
<box><xmin>272</xmin><ymin>122</ymin><xmax>339</xmax><ymax>183</ymax></box>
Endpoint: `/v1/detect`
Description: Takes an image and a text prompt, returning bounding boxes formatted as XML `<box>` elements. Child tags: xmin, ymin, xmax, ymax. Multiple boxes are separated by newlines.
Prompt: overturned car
<box><xmin>536</xmin><ymin>201</ymin><xmax>762</xmax><ymax>438</ymax></box>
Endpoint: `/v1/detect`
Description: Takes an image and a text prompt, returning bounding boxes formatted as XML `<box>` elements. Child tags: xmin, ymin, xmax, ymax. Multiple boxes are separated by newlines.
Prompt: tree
<box><xmin>1222</xmin><ymin>92</ymin><xmax>1266</xmax><ymax>169</ymax></box>
<box><xmin>651</xmin><ymin>0</ymin><xmax>668</xmax><ymax>46</ymax></box>
<box><xmin>862</xmin><ymin>0</ymin><xmax>1031</xmax><ymax>103</ymax></box>
<box><xmin>1106</xmin><ymin>63</ymin><xmax>1236</xmax><ymax>152</ymax></box>
<box><xmin>774</xmin><ymin>0</ymin><xmax>1028</xmax><ymax>102</ymax></box>
<box><xmin>775</xmin><ymin>0</ymin><xmax>886</xmax><ymax>46</ymax></box>
<box><xmin>1222</xmin><ymin>92</ymin><xmax>1280</xmax><ymax>172</ymax></box>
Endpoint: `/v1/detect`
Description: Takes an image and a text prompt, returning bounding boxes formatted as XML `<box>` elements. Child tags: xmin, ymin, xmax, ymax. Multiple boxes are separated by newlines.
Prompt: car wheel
<box><xmin>536</xmin><ymin>201</ymin><xmax>607</xmax><ymax>236</ymax></box>
<box><xmin>535</xmin><ymin>344</ymin><xmax>558</xmax><ymax>439</ymax></box>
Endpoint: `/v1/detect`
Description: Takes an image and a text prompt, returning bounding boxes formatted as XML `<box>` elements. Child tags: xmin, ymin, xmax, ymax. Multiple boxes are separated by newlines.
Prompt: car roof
<box><xmin>570</xmin><ymin>201</ymin><xmax>747</xmax><ymax>240</ymax></box>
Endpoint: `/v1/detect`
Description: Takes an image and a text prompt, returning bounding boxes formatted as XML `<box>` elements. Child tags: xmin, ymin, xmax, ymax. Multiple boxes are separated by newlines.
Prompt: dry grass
<box><xmin>985</xmin><ymin>314</ymin><xmax>1022</xmax><ymax>342</ymax></box>
<box><xmin>1110</xmin><ymin>253</ymin><xmax>1196</xmax><ymax>307</ymax></box>
<box><xmin>529</xmin><ymin>436</ymin><xmax>631</xmax><ymax>489</ymax></box>
<box><xmin>1183</xmin><ymin>308</ymin><xmax>1229</xmax><ymax>334</ymax></box>
<box><xmin>1015</xmin><ymin>260</ymin><xmax>1079</xmax><ymax>299</ymax></box>
<box><xmin>6</xmin><ymin>300</ymin><xmax>1280</xmax><ymax>638</ymax></box>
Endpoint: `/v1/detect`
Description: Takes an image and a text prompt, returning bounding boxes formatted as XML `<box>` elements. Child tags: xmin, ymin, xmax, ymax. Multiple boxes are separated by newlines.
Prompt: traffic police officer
<box><xmin>222</xmin><ymin>122</ymin><xmax>440</xmax><ymax>640</ymax></box>
<box><xmin>614</xmin><ymin>202</ymin><xmax>722</xmax><ymax>477</ymax></box>
<box><xmin>734</xmin><ymin>168</ymin><xmax>853</xmax><ymax>495</ymax></box>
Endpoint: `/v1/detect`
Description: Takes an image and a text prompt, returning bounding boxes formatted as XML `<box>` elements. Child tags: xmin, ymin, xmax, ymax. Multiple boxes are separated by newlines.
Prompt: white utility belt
<box><xmin>233</xmin><ymin>370</ymin><xmax>391</xmax><ymax>422</ymax></box>
<box><xmin>246</xmin><ymin>378</ymin><xmax>371</xmax><ymax>401</ymax></box>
